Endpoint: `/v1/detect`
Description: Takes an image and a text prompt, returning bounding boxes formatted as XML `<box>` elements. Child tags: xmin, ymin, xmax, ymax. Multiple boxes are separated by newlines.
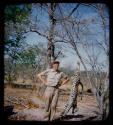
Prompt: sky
<box><xmin>24</xmin><ymin>3</ymin><xmax>109</xmax><ymax>71</ymax></box>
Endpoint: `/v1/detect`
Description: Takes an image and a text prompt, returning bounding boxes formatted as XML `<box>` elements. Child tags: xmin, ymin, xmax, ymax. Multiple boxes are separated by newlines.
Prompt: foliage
<box><xmin>4</xmin><ymin>43</ymin><xmax>47</xmax><ymax>83</ymax></box>
<box><xmin>5</xmin><ymin>4</ymin><xmax>32</xmax><ymax>23</ymax></box>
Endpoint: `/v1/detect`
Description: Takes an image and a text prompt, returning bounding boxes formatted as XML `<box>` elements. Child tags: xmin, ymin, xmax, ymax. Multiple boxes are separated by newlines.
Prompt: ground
<box><xmin>4</xmin><ymin>85</ymin><xmax>102</xmax><ymax>121</ymax></box>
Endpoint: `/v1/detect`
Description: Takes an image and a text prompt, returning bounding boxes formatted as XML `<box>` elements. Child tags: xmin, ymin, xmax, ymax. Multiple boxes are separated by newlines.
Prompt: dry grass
<box><xmin>4</xmin><ymin>85</ymin><xmax>44</xmax><ymax>111</ymax></box>
<box><xmin>4</xmin><ymin>83</ymin><xmax>100</xmax><ymax>121</ymax></box>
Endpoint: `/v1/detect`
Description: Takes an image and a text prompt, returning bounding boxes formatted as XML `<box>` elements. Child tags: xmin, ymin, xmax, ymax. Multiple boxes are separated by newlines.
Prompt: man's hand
<box><xmin>62</xmin><ymin>77</ymin><xmax>69</xmax><ymax>85</ymax></box>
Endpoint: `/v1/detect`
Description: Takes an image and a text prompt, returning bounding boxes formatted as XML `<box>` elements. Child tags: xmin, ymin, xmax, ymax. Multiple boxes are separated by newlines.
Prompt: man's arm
<box><xmin>37</xmin><ymin>69</ymin><xmax>49</xmax><ymax>84</ymax></box>
<box><xmin>62</xmin><ymin>77</ymin><xmax>70</xmax><ymax>85</ymax></box>
<box><xmin>37</xmin><ymin>73</ymin><xmax>47</xmax><ymax>84</ymax></box>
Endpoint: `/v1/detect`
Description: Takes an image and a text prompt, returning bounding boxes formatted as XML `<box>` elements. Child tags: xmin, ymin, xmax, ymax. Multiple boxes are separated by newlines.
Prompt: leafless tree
<box><xmin>27</xmin><ymin>3</ymin><xmax>80</xmax><ymax>68</ymax></box>
<box><xmin>56</xmin><ymin>3</ymin><xmax>109</xmax><ymax>119</ymax></box>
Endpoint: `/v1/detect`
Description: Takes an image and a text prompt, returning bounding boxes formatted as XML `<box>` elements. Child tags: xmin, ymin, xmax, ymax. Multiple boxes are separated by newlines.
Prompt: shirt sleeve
<box><xmin>39</xmin><ymin>69</ymin><xmax>49</xmax><ymax>76</ymax></box>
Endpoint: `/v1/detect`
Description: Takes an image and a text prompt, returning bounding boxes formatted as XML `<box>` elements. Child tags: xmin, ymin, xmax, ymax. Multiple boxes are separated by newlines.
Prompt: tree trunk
<box><xmin>47</xmin><ymin>3</ymin><xmax>56</xmax><ymax>68</ymax></box>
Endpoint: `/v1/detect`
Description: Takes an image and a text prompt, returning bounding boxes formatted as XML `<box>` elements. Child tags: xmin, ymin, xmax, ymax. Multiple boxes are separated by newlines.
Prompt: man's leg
<box><xmin>44</xmin><ymin>87</ymin><xmax>54</xmax><ymax>120</ymax></box>
<box><xmin>50</xmin><ymin>88</ymin><xmax>59</xmax><ymax>121</ymax></box>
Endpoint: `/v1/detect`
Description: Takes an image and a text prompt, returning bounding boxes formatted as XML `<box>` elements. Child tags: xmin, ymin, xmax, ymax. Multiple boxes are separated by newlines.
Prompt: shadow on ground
<box><xmin>53</xmin><ymin>114</ymin><xmax>98</xmax><ymax>121</ymax></box>
<box><xmin>53</xmin><ymin>114</ymin><xmax>84</xmax><ymax>121</ymax></box>
<box><xmin>4</xmin><ymin>105</ymin><xmax>17</xmax><ymax>120</ymax></box>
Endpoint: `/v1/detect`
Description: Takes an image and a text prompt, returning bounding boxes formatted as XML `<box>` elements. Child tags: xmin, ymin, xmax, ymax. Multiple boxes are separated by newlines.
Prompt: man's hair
<box><xmin>51</xmin><ymin>61</ymin><xmax>60</xmax><ymax>65</ymax></box>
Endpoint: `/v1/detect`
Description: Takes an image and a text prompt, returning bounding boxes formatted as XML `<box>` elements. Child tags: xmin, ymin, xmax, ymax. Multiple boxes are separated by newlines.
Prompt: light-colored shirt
<box><xmin>39</xmin><ymin>68</ymin><xmax>67</xmax><ymax>87</ymax></box>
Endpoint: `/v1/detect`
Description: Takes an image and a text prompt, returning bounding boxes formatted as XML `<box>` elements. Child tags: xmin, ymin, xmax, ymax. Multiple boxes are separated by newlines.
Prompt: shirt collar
<box><xmin>51</xmin><ymin>69</ymin><xmax>56</xmax><ymax>72</ymax></box>
<box><xmin>51</xmin><ymin>68</ymin><xmax>60</xmax><ymax>73</ymax></box>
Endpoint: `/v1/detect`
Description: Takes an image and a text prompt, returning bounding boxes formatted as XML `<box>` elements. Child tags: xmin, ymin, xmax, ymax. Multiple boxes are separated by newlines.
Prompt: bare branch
<box><xmin>68</xmin><ymin>4</ymin><xmax>80</xmax><ymax>18</ymax></box>
<box><xmin>56</xmin><ymin>4</ymin><xmax>80</xmax><ymax>22</ymax></box>
<box><xmin>24</xmin><ymin>27</ymin><xmax>49</xmax><ymax>40</ymax></box>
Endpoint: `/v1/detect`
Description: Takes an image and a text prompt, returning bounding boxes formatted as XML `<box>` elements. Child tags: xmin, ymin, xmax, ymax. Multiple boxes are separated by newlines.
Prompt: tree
<box><xmin>4</xmin><ymin>4</ymin><xmax>32</xmax><ymax>85</ymax></box>
<box><xmin>57</xmin><ymin>3</ymin><xmax>109</xmax><ymax>119</ymax></box>
<box><xmin>4</xmin><ymin>35</ymin><xmax>27</xmax><ymax>85</ymax></box>
<box><xmin>29</xmin><ymin>3</ymin><xmax>80</xmax><ymax>68</ymax></box>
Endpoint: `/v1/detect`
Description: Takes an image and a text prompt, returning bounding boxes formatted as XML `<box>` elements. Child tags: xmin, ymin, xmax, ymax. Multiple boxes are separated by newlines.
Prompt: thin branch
<box><xmin>54</xmin><ymin>40</ymin><xmax>68</xmax><ymax>44</ymax></box>
<box><xmin>24</xmin><ymin>28</ymin><xmax>49</xmax><ymax>40</ymax></box>
<box><xmin>54</xmin><ymin>50</ymin><xmax>62</xmax><ymax>60</ymax></box>
<box><xmin>68</xmin><ymin>4</ymin><xmax>80</xmax><ymax>18</ymax></box>
<box><xmin>81</xmin><ymin>3</ymin><xmax>98</xmax><ymax>11</ymax></box>
<box><xmin>56</xmin><ymin>3</ymin><xmax>80</xmax><ymax>22</ymax></box>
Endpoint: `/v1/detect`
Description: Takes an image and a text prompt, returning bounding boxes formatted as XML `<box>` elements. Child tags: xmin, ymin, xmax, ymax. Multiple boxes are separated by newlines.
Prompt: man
<box><xmin>37</xmin><ymin>61</ymin><xmax>69</xmax><ymax>121</ymax></box>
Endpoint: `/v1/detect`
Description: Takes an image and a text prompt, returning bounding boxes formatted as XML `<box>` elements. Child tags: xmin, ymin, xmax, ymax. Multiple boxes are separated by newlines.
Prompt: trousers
<box><xmin>43</xmin><ymin>86</ymin><xmax>59</xmax><ymax>121</ymax></box>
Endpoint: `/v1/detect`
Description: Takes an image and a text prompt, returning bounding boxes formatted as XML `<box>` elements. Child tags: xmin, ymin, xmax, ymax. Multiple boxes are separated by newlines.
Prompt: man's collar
<box><xmin>51</xmin><ymin>69</ymin><xmax>56</xmax><ymax>72</ymax></box>
<box><xmin>51</xmin><ymin>68</ymin><xmax>60</xmax><ymax>73</ymax></box>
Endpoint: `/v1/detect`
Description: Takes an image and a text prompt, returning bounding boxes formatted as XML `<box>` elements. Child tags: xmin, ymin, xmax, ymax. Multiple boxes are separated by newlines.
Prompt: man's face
<box><xmin>52</xmin><ymin>63</ymin><xmax>59</xmax><ymax>71</ymax></box>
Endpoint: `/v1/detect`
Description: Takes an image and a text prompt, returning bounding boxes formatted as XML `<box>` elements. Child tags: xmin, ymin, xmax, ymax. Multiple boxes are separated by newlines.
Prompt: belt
<box><xmin>46</xmin><ymin>83</ymin><xmax>60</xmax><ymax>89</ymax></box>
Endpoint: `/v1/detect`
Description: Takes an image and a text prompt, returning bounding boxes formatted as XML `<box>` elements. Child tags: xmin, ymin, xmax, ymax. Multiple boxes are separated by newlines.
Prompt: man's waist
<box><xmin>45</xmin><ymin>82</ymin><xmax>60</xmax><ymax>88</ymax></box>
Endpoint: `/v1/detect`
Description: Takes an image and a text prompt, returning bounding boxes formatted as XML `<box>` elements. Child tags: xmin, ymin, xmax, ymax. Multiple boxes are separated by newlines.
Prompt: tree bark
<box><xmin>47</xmin><ymin>3</ymin><xmax>56</xmax><ymax>68</ymax></box>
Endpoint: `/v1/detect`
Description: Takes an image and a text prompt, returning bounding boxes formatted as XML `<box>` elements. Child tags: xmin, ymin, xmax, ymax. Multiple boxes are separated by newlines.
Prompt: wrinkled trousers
<box><xmin>43</xmin><ymin>86</ymin><xmax>59</xmax><ymax>121</ymax></box>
